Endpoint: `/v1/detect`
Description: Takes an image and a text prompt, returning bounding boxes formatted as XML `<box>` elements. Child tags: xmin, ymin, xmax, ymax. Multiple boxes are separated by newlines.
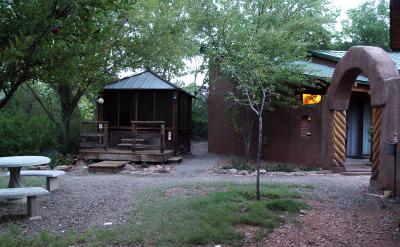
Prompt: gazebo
<box><xmin>79</xmin><ymin>71</ymin><xmax>193</xmax><ymax>162</ymax></box>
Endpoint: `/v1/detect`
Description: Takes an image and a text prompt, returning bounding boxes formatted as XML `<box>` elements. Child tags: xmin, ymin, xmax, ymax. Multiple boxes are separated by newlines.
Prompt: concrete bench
<box><xmin>0</xmin><ymin>187</ymin><xmax>49</xmax><ymax>219</ymax></box>
<box><xmin>6</xmin><ymin>170</ymin><xmax>65</xmax><ymax>191</ymax></box>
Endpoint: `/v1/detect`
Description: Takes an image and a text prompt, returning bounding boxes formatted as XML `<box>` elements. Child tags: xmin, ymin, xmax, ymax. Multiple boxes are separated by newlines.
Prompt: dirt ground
<box><xmin>0</xmin><ymin>142</ymin><xmax>400</xmax><ymax>246</ymax></box>
<box><xmin>262</xmin><ymin>199</ymin><xmax>400</xmax><ymax>247</ymax></box>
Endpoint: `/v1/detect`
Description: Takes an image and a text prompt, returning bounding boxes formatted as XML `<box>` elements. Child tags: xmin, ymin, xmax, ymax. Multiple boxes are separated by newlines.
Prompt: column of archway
<box><xmin>331</xmin><ymin>110</ymin><xmax>346</xmax><ymax>167</ymax></box>
<box><xmin>371</xmin><ymin>107</ymin><xmax>382</xmax><ymax>179</ymax></box>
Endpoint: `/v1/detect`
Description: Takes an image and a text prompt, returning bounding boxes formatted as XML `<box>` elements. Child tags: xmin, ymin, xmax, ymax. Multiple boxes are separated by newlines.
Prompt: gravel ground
<box><xmin>0</xmin><ymin>142</ymin><xmax>399</xmax><ymax>246</ymax></box>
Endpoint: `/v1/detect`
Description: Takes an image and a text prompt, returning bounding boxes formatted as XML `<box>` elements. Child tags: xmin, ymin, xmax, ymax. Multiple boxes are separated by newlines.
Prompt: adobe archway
<box><xmin>327</xmin><ymin>46</ymin><xmax>400</xmax><ymax>191</ymax></box>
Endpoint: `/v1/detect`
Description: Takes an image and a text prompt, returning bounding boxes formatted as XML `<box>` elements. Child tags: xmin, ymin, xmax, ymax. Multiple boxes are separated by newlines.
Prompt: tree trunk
<box><xmin>243</xmin><ymin>109</ymin><xmax>255</xmax><ymax>161</ymax></box>
<box><xmin>256</xmin><ymin>114</ymin><xmax>263</xmax><ymax>200</ymax></box>
<box><xmin>59</xmin><ymin>112</ymin><xmax>70</xmax><ymax>154</ymax></box>
<box><xmin>57</xmin><ymin>85</ymin><xmax>74</xmax><ymax>155</ymax></box>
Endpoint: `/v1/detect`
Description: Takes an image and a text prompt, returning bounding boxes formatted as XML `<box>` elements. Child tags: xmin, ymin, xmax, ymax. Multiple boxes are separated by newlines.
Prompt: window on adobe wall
<box><xmin>300</xmin><ymin>115</ymin><xmax>312</xmax><ymax>137</ymax></box>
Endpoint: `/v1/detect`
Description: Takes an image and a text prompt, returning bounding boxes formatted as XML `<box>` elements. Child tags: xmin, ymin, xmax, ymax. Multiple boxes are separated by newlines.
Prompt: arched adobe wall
<box><xmin>327</xmin><ymin>46</ymin><xmax>400</xmax><ymax>192</ymax></box>
<box><xmin>328</xmin><ymin>46</ymin><xmax>400</xmax><ymax>141</ymax></box>
<box><xmin>328</xmin><ymin>46</ymin><xmax>399</xmax><ymax>110</ymax></box>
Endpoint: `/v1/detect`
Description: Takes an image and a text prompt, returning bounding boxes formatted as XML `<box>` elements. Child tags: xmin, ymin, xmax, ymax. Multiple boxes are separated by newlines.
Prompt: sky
<box><xmin>121</xmin><ymin>0</ymin><xmax>370</xmax><ymax>85</ymax></box>
<box><xmin>334</xmin><ymin>0</ymin><xmax>367</xmax><ymax>29</ymax></box>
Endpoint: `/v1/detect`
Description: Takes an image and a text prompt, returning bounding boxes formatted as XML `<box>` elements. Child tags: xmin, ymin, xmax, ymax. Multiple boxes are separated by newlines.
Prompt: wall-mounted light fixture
<box><xmin>97</xmin><ymin>97</ymin><xmax>104</xmax><ymax>104</ymax></box>
<box><xmin>302</xmin><ymin>94</ymin><xmax>321</xmax><ymax>105</ymax></box>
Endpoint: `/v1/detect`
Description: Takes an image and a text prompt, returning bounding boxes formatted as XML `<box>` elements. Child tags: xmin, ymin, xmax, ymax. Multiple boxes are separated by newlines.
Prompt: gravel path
<box><xmin>0</xmin><ymin>142</ymin><xmax>399</xmax><ymax>246</ymax></box>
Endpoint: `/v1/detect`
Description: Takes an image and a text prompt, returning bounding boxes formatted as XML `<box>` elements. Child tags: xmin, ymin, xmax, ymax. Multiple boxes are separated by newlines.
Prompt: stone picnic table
<box><xmin>0</xmin><ymin>156</ymin><xmax>51</xmax><ymax>188</ymax></box>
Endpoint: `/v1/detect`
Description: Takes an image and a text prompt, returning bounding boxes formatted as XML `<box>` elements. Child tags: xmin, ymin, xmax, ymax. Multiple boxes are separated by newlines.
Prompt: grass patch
<box><xmin>0</xmin><ymin>175</ymin><xmax>45</xmax><ymax>189</ymax></box>
<box><xmin>0</xmin><ymin>184</ymin><xmax>307</xmax><ymax>247</ymax></box>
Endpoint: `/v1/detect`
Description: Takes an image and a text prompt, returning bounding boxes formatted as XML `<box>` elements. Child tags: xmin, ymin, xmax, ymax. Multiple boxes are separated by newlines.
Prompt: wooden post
<box><xmin>98</xmin><ymin>91</ymin><xmax>104</xmax><ymax>121</ymax></box>
<box><xmin>331</xmin><ymin>110</ymin><xmax>347</xmax><ymax>168</ymax></box>
<box><xmin>131</xmin><ymin>122</ymin><xmax>137</xmax><ymax>151</ymax></box>
<box><xmin>117</xmin><ymin>91</ymin><xmax>121</xmax><ymax>127</ymax></box>
<box><xmin>104</xmin><ymin>122</ymin><xmax>109</xmax><ymax>150</ymax></box>
<box><xmin>188</xmin><ymin>96</ymin><xmax>192</xmax><ymax>152</ymax></box>
<box><xmin>80</xmin><ymin>122</ymin><xmax>84</xmax><ymax>147</ymax></box>
<box><xmin>160</xmin><ymin>123</ymin><xmax>165</xmax><ymax>153</ymax></box>
<box><xmin>153</xmin><ymin>92</ymin><xmax>156</xmax><ymax>121</ymax></box>
<box><xmin>172</xmin><ymin>91</ymin><xmax>179</xmax><ymax>155</ymax></box>
<box><xmin>135</xmin><ymin>91</ymin><xmax>138</xmax><ymax>121</ymax></box>
<box><xmin>371</xmin><ymin>107</ymin><xmax>382</xmax><ymax>179</ymax></box>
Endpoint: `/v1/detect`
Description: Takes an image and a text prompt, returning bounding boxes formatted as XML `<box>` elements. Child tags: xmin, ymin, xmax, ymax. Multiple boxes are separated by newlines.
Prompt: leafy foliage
<box><xmin>0</xmin><ymin>88</ymin><xmax>58</xmax><ymax>156</ymax></box>
<box><xmin>336</xmin><ymin>0</ymin><xmax>389</xmax><ymax>50</ymax></box>
<box><xmin>184</xmin><ymin>82</ymin><xmax>208</xmax><ymax>139</ymax></box>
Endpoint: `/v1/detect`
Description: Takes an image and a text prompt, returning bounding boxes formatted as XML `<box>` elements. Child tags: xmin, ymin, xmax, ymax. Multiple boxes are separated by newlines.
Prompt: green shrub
<box><xmin>266</xmin><ymin>163</ymin><xmax>298</xmax><ymax>172</ymax></box>
<box><xmin>223</xmin><ymin>156</ymin><xmax>255</xmax><ymax>171</ymax></box>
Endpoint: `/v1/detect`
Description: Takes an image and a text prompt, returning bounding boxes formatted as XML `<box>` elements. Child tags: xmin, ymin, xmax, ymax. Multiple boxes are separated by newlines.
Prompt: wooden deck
<box><xmin>79</xmin><ymin>148</ymin><xmax>174</xmax><ymax>163</ymax></box>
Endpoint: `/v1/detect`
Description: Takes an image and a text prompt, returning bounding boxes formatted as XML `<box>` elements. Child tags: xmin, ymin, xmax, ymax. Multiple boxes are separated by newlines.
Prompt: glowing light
<box><xmin>302</xmin><ymin>94</ymin><xmax>322</xmax><ymax>105</ymax></box>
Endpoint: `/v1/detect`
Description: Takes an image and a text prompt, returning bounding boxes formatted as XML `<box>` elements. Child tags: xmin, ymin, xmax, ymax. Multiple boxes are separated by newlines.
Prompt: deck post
<box><xmin>172</xmin><ymin>91</ymin><xmax>179</xmax><ymax>155</ymax></box>
<box><xmin>131</xmin><ymin>122</ymin><xmax>137</xmax><ymax>151</ymax></box>
<box><xmin>104</xmin><ymin>122</ymin><xmax>108</xmax><ymax>150</ymax></box>
<box><xmin>160</xmin><ymin>123</ymin><xmax>165</xmax><ymax>153</ymax></box>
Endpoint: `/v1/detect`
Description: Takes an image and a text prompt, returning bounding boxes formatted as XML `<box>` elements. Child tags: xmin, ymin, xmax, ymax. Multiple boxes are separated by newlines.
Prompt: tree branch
<box><xmin>24</xmin><ymin>83</ymin><xmax>60</xmax><ymax>126</ymax></box>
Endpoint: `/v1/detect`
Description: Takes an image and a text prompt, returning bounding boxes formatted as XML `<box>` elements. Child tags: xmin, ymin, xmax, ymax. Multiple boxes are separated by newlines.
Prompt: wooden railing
<box><xmin>80</xmin><ymin>121</ymin><xmax>109</xmax><ymax>149</ymax></box>
<box><xmin>131</xmin><ymin>121</ymin><xmax>165</xmax><ymax>153</ymax></box>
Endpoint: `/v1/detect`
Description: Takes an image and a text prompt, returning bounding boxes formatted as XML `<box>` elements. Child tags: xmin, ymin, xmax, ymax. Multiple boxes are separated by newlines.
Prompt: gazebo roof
<box><xmin>104</xmin><ymin>70</ymin><xmax>193</xmax><ymax>96</ymax></box>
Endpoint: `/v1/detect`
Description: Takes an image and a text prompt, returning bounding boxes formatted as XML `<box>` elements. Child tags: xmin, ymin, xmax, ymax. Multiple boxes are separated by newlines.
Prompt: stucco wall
<box><xmin>208</xmin><ymin>67</ymin><xmax>328</xmax><ymax>168</ymax></box>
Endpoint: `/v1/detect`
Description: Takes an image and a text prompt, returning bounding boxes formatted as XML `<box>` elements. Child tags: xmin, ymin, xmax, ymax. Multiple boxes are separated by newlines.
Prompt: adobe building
<box><xmin>208</xmin><ymin>1</ymin><xmax>400</xmax><ymax>191</ymax></box>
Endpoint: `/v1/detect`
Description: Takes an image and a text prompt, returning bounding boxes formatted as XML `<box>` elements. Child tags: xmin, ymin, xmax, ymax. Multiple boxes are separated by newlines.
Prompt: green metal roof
<box><xmin>295</xmin><ymin>61</ymin><xmax>369</xmax><ymax>85</ymax></box>
<box><xmin>104</xmin><ymin>70</ymin><xmax>194</xmax><ymax>97</ymax></box>
<box><xmin>311</xmin><ymin>50</ymin><xmax>400</xmax><ymax>70</ymax></box>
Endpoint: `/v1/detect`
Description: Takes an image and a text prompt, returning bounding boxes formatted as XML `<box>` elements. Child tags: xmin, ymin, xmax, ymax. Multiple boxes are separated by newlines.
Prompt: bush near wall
<box><xmin>0</xmin><ymin>88</ymin><xmax>83</xmax><ymax>156</ymax></box>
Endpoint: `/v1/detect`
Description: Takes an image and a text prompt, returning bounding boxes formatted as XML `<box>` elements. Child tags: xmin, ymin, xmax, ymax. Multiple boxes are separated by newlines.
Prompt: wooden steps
<box><xmin>80</xmin><ymin>142</ymin><xmax>106</xmax><ymax>148</ymax></box>
<box><xmin>341</xmin><ymin>171</ymin><xmax>372</xmax><ymax>176</ymax></box>
<box><xmin>118</xmin><ymin>138</ymin><xmax>148</xmax><ymax>150</ymax></box>
<box><xmin>87</xmin><ymin>161</ymin><xmax>128</xmax><ymax>173</ymax></box>
<box><xmin>168</xmin><ymin>157</ymin><xmax>183</xmax><ymax>163</ymax></box>
<box><xmin>120</xmin><ymin>138</ymin><xmax>145</xmax><ymax>143</ymax></box>
<box><xmin>117</xmin><ymin>143</ymin><xmax>147</xmax><ymax>149</ymax></box>
<box><xmin>79</xmin><ymin>148</ymin><xmax>174</xmax><ymax>162</ymax></box>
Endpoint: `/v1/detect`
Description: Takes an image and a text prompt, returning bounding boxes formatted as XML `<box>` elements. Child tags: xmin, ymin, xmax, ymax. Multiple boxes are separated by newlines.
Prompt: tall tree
<box><xmin>337</xmin><ymin>0</ymin><xmax>389</xmax><ymax>50</ymax></box>
<box><xmin>124</xmin><ymin>0</ymin><xmax>199</xmax><ymax>80</ymax></box>
<box><xmin>194</xmin><ymin>0</ymin><xmax>335</xmax><ymax>199</ymax></box>
<box><xmin>29</xmin><ymin>0</ymin><xmax>199</xmax><ymax>152</ymax></box>
<box><xmin>0</xmin><ymin>0</ymin><xmax>76</xmax><ymax>109</ymax></box>
<box><xmin>30</xmin><ymin>1</ymin><xmax>130</xmax><ymax>153</ymax></box>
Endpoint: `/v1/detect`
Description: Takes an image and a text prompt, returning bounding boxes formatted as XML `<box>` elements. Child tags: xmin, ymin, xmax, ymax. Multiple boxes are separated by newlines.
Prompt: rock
<box><xmin>227</xmin><ymin>168</ymin><xmax>238</xmax><ymax>174</ymax></box>
<box><xmin>238</xmin><ymin>170</ymin><xmax>249</xmax><ymax>175</ymax></box>
<box><xmin>74</xmin><ymin>160</ymin><xmax>86</xmax><ymax>166</ymax></box>
<box><xmin>148</xmin><ymin>166</ymin><xmax>157</xmax><ymax>172</ymax></box>
<box><xmin>259</xmin><ymin>169</ymin><xmax>267</xmax><ymax>174</ymax></box>
<box><xmin>157</xmin><ymin>168</ymin><xmax>170</xmax><ymax>173</ymax></box>
<box><xmin>218</xmin><ymin>169</ymin><xmax>228</xmax><ymax>174</ymax></box>
<box><xmin>54</xmin><ymin>165</ymin><xmax>70</xmax><ymax>171</ymax></box>
<box><xmin>123</xmin><ymin>164</ymin><xmax>138</xmax><ymax>172</ymax></box>
<box><xmin>299</xmin><ymin>209</ymin><xmax>307</xmax><ymax>215</ymax></box>
<box><xmin>29</xmin><ymin>165</ymin><xmax>50</xmax><ymax>170</ymax></box>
